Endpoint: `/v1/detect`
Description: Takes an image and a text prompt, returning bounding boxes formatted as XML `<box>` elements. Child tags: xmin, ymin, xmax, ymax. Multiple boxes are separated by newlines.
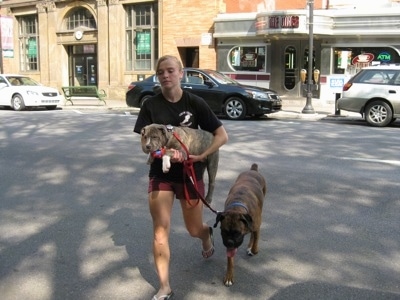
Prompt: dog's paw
<box><xmin>247</xmin><ymin>248</ymin><xmax>255</xmax><ymax>256</ymax></box>
<box><xmin>223</xmin><ymin>275</ymin><xmax>234</xmax><ymax>287</ymax></box>
<box><xmin>146</xmin><ymin>153</ymin><xmax>153</xmax><ymax>165</ymax></box>
<box><xmin>162</xmin><ymin>156</ymin><xmax>171</xmax><ymax>173</ymax></box>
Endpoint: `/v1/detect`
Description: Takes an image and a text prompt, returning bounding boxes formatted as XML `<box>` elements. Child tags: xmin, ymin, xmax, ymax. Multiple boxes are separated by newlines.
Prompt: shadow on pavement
<box><xmin>269</xmin><ymin>281</ymin><xmax>400</xmax><ymax>300</ymax></box>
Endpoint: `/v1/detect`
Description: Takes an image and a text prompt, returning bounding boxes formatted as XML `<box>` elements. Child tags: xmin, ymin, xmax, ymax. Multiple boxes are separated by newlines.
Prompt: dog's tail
<box><xmin>251</xmin><ymin>163</ymin><xmax>258</xmax><ymax>171</ymax></box>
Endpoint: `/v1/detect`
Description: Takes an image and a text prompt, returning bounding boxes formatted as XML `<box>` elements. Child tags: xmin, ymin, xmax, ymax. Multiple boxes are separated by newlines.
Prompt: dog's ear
<box><xmin>240</xmin><ymin>214</ymin><xmax>253</xmax><ymax>231</ymax></box>
<box><xmin>213</xmin><ymin>212</ymin><xmax>225</xmax><ymax>228</ymax></box>
<box><xmin>141</xmin><ymin>127</ymin><xmax>146</xmax><ymax>136</ymax></box>
<box><xmin>157</xmin><ymin>125</ymin><xmax>167</xmax><ymax>136</ymax></box>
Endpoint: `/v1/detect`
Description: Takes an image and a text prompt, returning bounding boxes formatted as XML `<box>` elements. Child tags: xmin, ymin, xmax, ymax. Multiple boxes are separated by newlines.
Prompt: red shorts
<box><xmin>148</xmin><ymin>178</ymin><xmax>205</xmax><ymax>200</ymax></box>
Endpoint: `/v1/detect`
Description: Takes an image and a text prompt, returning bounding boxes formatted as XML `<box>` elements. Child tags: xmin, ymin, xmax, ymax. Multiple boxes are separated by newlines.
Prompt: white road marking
<box><xmin>340</xmin><ymin>157</ymin><xmax>400</xmax><ymax>166</ymax></box>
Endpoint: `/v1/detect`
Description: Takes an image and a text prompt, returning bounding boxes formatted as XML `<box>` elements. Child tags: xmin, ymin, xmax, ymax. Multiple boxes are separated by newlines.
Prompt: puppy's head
<box><xmin>214</xmin><ymin>212</ymin><xmax>253</xmax><ymax>257</ymax></box>
<box><xmin>140</xmin><ymin>124</ymin><xmax>169</xmax><ymax>154</ymax></box>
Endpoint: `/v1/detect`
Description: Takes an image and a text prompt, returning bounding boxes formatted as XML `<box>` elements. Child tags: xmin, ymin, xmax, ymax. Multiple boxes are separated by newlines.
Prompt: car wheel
<box><xmin>140</xmin><ymin>94</ymin><xmax>153</xmax><ymax>107</ymax></box>
<box><xmin>11</xmin><ymin>94</ymin><xmax>26</xmax><ymax>111</ymax></box>
<box><xmin>365</xmin><ymin>101</ymin><xmax>392</xmax><ymax>127</ymax></box>
<box><xmin>46</xmin><ymin>106</ymin><xmax>57</xmax><ymax>110</ymax></box>
<box><xmin>224</xmin><ymin>97</ymin><xmax>246</xmax><ymax>120</ymax></box>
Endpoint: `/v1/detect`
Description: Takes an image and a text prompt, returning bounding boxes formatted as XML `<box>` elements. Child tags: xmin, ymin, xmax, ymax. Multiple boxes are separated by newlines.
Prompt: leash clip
<box><xmin>165</xmin><ymin>124</ymin><xmax>174</xmax><ymax>132</ymax></box>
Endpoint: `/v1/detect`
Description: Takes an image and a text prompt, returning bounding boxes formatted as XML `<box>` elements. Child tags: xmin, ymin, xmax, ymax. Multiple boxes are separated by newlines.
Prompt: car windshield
<box><xmin>7</xmin><ymin>76</ymin><xmax>40</xmax><ymax>86</ymax></box>
<box><xmin>202</xmin><ymin>70</ymin><xmax>239</xmax><ymax>85</ymax></box>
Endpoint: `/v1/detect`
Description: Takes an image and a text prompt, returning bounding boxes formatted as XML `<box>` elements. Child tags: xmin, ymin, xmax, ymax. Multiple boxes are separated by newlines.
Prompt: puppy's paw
<box><xmin>146</xmin><ymin>153</ymin><xmax>154</xmax><ymax>165</ymax></box>
<box><xmin>162</xmin><ymin>156</ymin><xmax>171</xmax><ymax>173</ymax></box>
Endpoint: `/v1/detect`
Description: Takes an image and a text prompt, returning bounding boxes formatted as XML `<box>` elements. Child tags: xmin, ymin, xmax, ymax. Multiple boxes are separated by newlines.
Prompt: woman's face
<box><xmin>156</xmin><ymin>58</ymin><xmax>183</xmax><ymax>90</ymax></box>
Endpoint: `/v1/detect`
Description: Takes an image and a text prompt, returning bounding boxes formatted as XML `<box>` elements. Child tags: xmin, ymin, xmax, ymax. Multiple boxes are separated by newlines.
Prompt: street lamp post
<box><xmin>302</xmin><ymin>0</ymin><xmax>315</xmax><ymax>114</ymax></box>
<box><xmin>0</xmin><ymin>0</ymin><xmax>3</xmax><ymax>74</ymax></box>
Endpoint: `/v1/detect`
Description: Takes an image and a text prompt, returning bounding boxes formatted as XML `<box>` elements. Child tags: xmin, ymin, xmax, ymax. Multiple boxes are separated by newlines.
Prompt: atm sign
<box><xmin>377</xmin><ymin>52</ymin><xmax>391</xmax><ymax>62</ymax></box>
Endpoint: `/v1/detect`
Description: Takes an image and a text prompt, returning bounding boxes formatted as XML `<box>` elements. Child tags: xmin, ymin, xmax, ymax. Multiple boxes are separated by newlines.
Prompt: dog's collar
<box><xmin>225</xmin><ymin>201</ymin><xmax>249</xmax><ymax>213</ymax></box>
<box><xmin>151</xmin><ymin>147</ymin><xmax>166</xmax><ymax>158</ymax></box>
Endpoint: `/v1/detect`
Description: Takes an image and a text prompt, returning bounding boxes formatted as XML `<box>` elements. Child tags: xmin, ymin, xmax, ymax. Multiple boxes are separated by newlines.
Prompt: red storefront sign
<box><xmin>268</xmin><ymin>16</ymin><xmax>300</xmax><ymax>29</ymax></box>
<box><xmin>351</xmin><ymin>53</ymin><xmax>374</xmax><ymax>64</ymax></box>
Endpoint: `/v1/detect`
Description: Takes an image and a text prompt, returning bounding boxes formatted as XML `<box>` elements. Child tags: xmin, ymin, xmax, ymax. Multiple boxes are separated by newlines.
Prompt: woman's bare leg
<box><xmin>149</xmin><ymin>191</ymin><xmax>174</xmax><ymax>298</ymax></box>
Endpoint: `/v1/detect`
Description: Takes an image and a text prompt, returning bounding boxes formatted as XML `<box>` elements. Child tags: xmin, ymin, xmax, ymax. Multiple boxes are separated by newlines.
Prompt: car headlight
<box><xmin>246</xmin><ymin>90</ymin><xmax>270</xmax><ymax>100</ymax></box>
<box><xmin>27</xmin><ymin>90</ymin><xmax>40</xmax><ymax>96</ymax></box>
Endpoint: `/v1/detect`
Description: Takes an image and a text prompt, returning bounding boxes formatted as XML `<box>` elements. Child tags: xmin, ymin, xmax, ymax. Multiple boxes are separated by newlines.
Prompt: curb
<box><xmin>59</xmin><ymin>100</ymin><xmax>361</xmax><ymax>121</ymax></box>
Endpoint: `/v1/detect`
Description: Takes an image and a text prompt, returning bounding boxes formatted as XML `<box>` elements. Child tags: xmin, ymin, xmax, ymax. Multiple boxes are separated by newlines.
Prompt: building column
<box><xmin>96</xmin><ymin>0</ymin><xmax>109</xmax><ymax>90</ymax></box>
<box><xmin>36</xmin><ymin>2</ymin><xmax>49</xmax><ymax>85</ymax></box>
<box><xmin>45</xmin><ymin>1</ymin><xmax>59</xmax><ymax>88</ymax></box>
<box><xmin>107</xmin><ymin>0</ymin><xmax>124</xmax><ymax>98</ymax></box>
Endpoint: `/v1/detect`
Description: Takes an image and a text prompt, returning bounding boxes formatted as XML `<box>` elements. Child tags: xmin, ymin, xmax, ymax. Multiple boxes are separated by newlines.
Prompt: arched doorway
<box><xmin>63</xmin><ymin>7</ymin><xmax>98</xmax><ymax>87</ymax></box>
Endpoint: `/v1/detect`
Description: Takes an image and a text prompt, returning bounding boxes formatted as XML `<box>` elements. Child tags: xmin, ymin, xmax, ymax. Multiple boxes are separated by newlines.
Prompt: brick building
<box><xmin>2</xmin><ymin>0</ymin><xmax>400</xmax><ymax>101</ymax></box>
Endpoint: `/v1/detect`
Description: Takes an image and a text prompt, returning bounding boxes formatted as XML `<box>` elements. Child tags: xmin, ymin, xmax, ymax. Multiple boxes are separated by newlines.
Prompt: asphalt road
<box><xmin>0</xmin><ymin>108</ymin><xmax>399</xmax><ymax>300</ymax></box>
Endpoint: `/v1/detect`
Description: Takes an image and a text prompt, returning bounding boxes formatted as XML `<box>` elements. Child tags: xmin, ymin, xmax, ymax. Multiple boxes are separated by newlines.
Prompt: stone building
<box><xmin>0</xmin><ymin>0</ymin><xmax>224</xmax><ymax>100</ymax></box>
<box><xmin>2</xmin><ymin>0</ymin><xmax>400</xmax><ymax>101</ymax></box>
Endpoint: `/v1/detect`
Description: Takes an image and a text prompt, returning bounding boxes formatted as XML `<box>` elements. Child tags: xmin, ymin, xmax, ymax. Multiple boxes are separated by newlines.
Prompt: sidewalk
<box><xmin>60</xmin><ymin>97</ymin><xmax>360</xmax><ymax>120</ymax></box>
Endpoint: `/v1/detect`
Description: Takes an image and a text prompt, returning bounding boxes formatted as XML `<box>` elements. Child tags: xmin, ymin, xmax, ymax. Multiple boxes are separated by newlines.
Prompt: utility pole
<box><xmin>302</xmin><ymin>0</ymin><xmax>315</xmax><ymax>114</ymax></box>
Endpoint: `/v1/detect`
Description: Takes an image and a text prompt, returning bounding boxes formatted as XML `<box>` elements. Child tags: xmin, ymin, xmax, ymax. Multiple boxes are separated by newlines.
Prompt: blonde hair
<box><xmin>155</xmin><ymin>55</ymin><xmax>183</xmax><ymax>72</ymax></box>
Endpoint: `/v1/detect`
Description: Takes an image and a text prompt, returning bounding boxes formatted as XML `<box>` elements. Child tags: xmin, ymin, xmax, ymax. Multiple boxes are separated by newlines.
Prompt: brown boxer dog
<box><xmin>214</xmin><ymin>163</ymin><xmax>266</xmax><ymax>286</ymax></box>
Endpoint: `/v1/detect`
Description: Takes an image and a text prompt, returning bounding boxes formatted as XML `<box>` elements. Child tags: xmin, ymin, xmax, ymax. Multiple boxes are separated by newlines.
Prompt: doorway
<box><xmin>178</xmin><ymin>47</ymin><xmax>199</xmax><ymax>68</ymax></box>
<box><xmin>270</xmin><ymin>40</ymin><xmax>320</xmax><ymax>97</ymax></box>
<box><xmin>68</xmin><ymin>44</ymin><xmax>98</xmax><ymax>86</ymax></box>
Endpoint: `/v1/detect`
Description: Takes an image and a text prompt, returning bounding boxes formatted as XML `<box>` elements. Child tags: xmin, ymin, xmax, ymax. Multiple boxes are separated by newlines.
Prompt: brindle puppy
<box><xmin>214</xmin><ymin>163</ymin><xmax>267</xmax><ymax>286</ymax></box>
<box><xmin>140</xmin><ymin>123</ymin><xmax>219</xmax><ymax>203</ymax></box>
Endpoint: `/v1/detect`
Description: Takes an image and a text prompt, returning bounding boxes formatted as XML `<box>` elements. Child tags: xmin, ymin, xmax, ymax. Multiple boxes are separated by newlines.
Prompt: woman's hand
<box><xmin>188</xmin><ymin>154</ymin><xmax>206</xmax><ymax>163</ymax></box>
<box><xmin>169</xmin><ymin>149</ymin><xmax>186</xmax><ymax>163</ymax></box>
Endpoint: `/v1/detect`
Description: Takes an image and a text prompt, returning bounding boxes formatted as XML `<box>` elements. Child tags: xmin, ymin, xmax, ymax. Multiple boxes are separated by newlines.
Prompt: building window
<box><xmin>18</xmin><ymin>15</ymin><xmax>39</xmax><ymax>71</ymax></box>
<box><xmin>333</xmin><ymin>47</ymin><xmax>400</xmax><ymax>75</ymax></box>
<box><xmin>126</xmin><ymin>3</ymin><xmax>158</xmax><ymax>71</ymax></box>
<box><xmin>228</xmin><ymin>46</ymin><xmax>266</xmax><ymax>72</ymax></box>
<box><xmin>65</xmin><ymin>8</ymin><xmax>96</xmax><ymax>30</ymax></box>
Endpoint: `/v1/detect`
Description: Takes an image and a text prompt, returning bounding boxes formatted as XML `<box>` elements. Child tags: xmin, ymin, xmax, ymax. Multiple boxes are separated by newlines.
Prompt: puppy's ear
<box><xmin>213</xmin><ymin>212</ymin><xmax>225</xmax><ymax>228</ymax></box>
<box><xmin>240</xmin><ymin>214</ymin><xmax>253</xmax><ymax>231</ymax></box>
<box><xmin>141</xmin><ymin>128</ymin><xmax>146</xmax><ymax>136</ymax></box>
<box><xmin>157</xmin><ymin>125</ymin><xmax>167</xmax><ymax>136</ymax></box>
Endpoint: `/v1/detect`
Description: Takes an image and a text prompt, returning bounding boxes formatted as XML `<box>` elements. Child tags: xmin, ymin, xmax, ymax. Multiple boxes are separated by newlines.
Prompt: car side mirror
<box><xmin>0</xmin><ymin>82</ymin><xmax>7</xmax><ymax>90</ymax></box>
<box><xmin>204</xmin><ymin>80</ymin><xmax>214</xmax><ymax>87</ymax></box>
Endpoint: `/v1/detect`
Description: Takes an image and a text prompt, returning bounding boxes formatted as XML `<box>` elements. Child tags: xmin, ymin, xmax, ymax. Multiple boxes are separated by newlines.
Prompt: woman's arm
<box><xmin>189</xmin><ymin>125</ymin><xmax>228</xmax><ymax>162</ymax></box>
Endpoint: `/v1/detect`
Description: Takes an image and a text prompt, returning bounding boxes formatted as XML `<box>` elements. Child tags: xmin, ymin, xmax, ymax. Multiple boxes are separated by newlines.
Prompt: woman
<box><xmin>133</xmin><ymin>55</ymin><xmax>228</xmax><ymax>300</ymax></box>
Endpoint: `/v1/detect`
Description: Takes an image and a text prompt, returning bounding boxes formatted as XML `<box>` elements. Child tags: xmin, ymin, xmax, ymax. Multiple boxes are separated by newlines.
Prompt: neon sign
<box><xmin>377</xmin><ymin>52</ymin><xmax>391</xmax><ymax>62</ymax></box>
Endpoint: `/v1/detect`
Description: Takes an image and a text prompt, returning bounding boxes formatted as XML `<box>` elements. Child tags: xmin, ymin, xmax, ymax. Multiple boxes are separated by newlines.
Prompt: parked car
<box><xmin>338</xmin><ymin>65</ymin><xmax>400</xmax><ymax>127</ymax></box>
<box><xmin>0</xmin><ymin>74</ymin><xmax>62</xmax><ymax>111</ymax></box>
<box><xmin>126</xmin><ymin>68</ymin><xmax>282</xmax><ymax>120</ymax></box>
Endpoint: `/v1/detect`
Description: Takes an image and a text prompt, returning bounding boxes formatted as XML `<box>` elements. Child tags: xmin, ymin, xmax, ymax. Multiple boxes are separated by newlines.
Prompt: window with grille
<box><xmin>65</xmin><ymin>8</ymin><xmax>96</xmax><ymax>30</ymax></box>
<box><xmin>18</xmin><ymin>15</ymin><xmax>39</xmax><ymax>71</ymax></box>
<box><xmin>126</xmin><ymin>3</ymin><xmax>158</xmax><ymax>71</ymax></box>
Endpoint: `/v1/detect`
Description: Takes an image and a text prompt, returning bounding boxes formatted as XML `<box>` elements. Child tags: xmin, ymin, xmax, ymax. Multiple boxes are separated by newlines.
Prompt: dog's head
<box><xmin>140</xmin><ymin>124</ymin><xmax>170</xmax><ymax>154</ymax></box>
<box><xmin>214</xmin><ymin>211</ymin><xmax>253</xmax><ymax>254</ymax></box>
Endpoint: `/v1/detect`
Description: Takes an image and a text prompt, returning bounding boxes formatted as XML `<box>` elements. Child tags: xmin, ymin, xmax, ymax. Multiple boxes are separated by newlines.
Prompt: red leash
<box><xmin>171</xmin><ymin>131</ymin><xmax>219</xmax><ymax>214</ymax></box>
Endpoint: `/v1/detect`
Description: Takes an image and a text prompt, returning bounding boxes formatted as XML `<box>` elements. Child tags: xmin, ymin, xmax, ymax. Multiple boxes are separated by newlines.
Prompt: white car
<box><xmin>0</xmin><ymin>74</ymin><xmax>62</xmax><ymax>111</ymax></box>
<box><xmin>338</xmin><ymin>65</ymin><xmax>400</xmax><ymax>127</ymax></box>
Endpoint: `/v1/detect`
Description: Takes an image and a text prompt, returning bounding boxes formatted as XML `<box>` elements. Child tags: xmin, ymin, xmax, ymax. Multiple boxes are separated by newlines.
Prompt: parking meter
<box><xmin>300</xmin><ymin>69</ymin><xmax>307</xmax><ymax>84</ymax></box>
<box><xmin>313</xmin><ymin>69</ymin><xmax>320</xmax><ymax>84</ymax></box>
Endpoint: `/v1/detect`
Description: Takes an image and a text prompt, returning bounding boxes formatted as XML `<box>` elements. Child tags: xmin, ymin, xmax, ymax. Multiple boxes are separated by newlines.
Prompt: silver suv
<box><xmin>338</xmin><ymin>65</ymin><xmax>400</xmax><ymax>127</ymax></box>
